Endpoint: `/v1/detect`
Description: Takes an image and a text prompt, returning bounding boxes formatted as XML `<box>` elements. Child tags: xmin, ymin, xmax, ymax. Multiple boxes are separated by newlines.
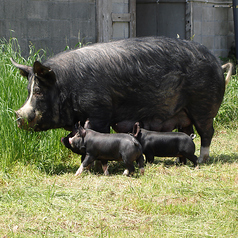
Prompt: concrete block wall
<box><xmin>0</xmin><ymin>0</ymin><xmax>235</xmax><ymax>58</ymax></box>
<box><xmin>187</xmin><ymin>0</ymin><xmax>234</xmax><ymax>59</ymax></box>
<box><xmin>0</xmin><ymin>0</ymin><xmax>97</xmax><ymax>57</ymax></box>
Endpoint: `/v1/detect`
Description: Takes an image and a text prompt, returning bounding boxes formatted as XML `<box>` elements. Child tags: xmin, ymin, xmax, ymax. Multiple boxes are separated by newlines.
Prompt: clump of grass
<box><xmin>215</xmin><ymin>71</ymin><xmax>238</xmax><ymax>128</ymax></box>
<box><xmin>0</xmin><ymin>38</ymin><xmax>74</xmax><ymax>173</ymax></box>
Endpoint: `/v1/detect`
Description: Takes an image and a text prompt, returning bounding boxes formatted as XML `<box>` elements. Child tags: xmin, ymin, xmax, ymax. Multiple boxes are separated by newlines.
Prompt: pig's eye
<box><xmin>76</xmin><ymin>132</ymin><xmax>81</xmax><ymax>137</ymax></box>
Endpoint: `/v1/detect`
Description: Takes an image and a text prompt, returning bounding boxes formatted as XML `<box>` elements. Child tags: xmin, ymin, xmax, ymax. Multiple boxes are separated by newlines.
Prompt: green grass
<box><xmin>0</xmin><ymin>38</ymin><xmax>238</xmax><ymax>237</ymax></box>
<box><xmin>0</xmin><ymin>38</ymin><xmax>73</xmax><ymax>174</ymax></box>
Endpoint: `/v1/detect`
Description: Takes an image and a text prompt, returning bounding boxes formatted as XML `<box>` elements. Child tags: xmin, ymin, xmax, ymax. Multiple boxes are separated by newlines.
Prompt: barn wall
<box><xmin>187</xmin><ymin>0</ymin><xmax>234</xmax><ymax>58</ymax></box>
<box><xmin>0</xmin><ymin>0</ymin><xmax>235</xmax><ymax>59</ymax></box>
<box><xmin>0</xmin><ymin>0</ymin><xmax>97</xmax><ymax>57</ymax></box>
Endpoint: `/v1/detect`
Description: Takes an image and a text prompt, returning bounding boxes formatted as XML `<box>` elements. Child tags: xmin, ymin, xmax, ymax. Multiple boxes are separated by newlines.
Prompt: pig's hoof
<box><xmin>75</xmin><ymin>164</ymin><xmax>84</xmax><ymax>176</ymax></box>
<box><xmin>104</xmin><ymin>170</ymin><xmax>109</xmax><ymax>176</ymax></box>
<box><xmin>198</xmin><ymin>157</ymin><xmax>208</xmax><ymax>164</ymax></box>
<box><xmin>123</xmin><ymin>169</ymin><xmax>130</xmax><ymax>176</ymax></box>
<box><xmin>140</xmin><ymin>167</ymin><xmax>145</xmax><ymax>175</ymax></box>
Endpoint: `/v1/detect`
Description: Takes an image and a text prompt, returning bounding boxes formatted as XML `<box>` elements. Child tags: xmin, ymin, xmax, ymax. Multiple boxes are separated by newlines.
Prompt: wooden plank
<box><xmin>97</xmin><ymin>0</ymin><xmax>136</xmax><ymax>41</ymax></box>
<box><xmin>96</xmin><ymin>0</ymin><xmax>112</xmax><ymax>42</ymax></box>
<box><xmin>112</xmin><ymin>13</ymin><xmax>131</xmax><ymax>22</ymax></box>
<box><xmin>130</xmin><ymin>0</ymin><xmax>136</xmax><ymax>37</ymax></box>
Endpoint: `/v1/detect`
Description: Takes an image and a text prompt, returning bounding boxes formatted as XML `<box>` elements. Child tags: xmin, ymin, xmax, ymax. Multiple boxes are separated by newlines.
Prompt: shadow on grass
<box><xmin>40</xmin><ymin>153</ymin><xmax>238</xmax><ymax>176</ymax></box>
<box><xmin>207</xmin><ymin>153</ymin><xmax>238</xmax><ymax>165</ymax></box>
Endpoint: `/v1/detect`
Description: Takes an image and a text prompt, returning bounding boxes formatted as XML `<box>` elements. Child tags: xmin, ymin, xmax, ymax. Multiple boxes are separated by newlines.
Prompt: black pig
<box><xmin>11</xmin><ymin>36</ymin><xmax>233</xmax><ymax>163</ymax></box>
<box><xmin>62</xmin><ymin>122</ymin><xmax>145</xmax><ymax>176</ymax></box>
<box><xmin>132</xmin><ymin>122</ymin><xmax>198</xmax><ymax>166</ymax></box>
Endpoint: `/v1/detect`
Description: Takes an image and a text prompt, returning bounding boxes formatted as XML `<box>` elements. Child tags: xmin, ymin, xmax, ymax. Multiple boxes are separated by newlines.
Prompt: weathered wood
<box><xmin>112</xmin><ymin>13</ymin><xmax>131</xmax><ymax>22</ymax></box>
<box><xmin>97</xmin><ymin>0</ymin><xmax>136</xmax><ymax>42</ymax></box>
<box><xmin>97</xmin><ymin>0</ymin><xmax>112</xmax><ymax>42</ymax></box>
<box><xmin>130</xmin><ymin>0</ymin><xmax>136</xmax><ymax>37</ymax></box>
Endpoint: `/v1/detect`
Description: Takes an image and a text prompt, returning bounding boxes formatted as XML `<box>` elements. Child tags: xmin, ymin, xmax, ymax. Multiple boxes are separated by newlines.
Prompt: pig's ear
<box><xmin>10</xmin><ymin>58</ymin><xmax>32</xmax><ymax>78</ymax></box>
<box><xmin>132</xmin><ymin>122</ymin><xmax>140</xmax><ymax>137</ymax></box>
<box><xmin>84</xmin><ymin>119</ymin><xmax>91</xmax><ymax>129</ymax></box>
<box><xmin>33</xmin><ymin>61</ymin><xmax>56</xmax><ymax>86</ymax></box>
<box><xmin>79</xmin><ymin>125</ymin><xmax>86</xmax><ymax>138</ymax></box>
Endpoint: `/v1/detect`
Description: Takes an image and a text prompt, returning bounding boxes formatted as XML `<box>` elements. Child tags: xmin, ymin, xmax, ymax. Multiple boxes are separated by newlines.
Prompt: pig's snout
<box><xmin>69</xmin><ymin>137</ymin><xmax>73</xmax><ymax>144</ymax></box>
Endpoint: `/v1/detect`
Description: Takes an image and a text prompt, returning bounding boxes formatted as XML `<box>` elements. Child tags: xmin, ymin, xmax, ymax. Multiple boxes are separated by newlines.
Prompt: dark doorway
<box><xmin>136</xmin><ymin>0</ymin><xmax>186</xmax><ymax>39</ymax></box>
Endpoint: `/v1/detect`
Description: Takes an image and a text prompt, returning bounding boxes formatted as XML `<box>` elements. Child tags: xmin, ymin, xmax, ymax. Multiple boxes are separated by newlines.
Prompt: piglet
<box><xmin>62</xmin><ymin>122</ymin><xmax>145</xmax><ymax>176</ymax></box>
<box><xmin>132</xmin><ymin>122</ymin><xmax>197</xmax><ymax>166</ymax></box>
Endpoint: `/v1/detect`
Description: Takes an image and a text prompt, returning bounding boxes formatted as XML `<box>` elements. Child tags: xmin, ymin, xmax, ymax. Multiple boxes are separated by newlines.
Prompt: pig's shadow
<box><xmin>153</xmin><ymin>153</ymin><xmax>238</xmax><ymax>167</ymax></box>
<box><xmin>45</xmin><ymin>153</ymin><xmax>238</xmax><ymax>176</ymax></box>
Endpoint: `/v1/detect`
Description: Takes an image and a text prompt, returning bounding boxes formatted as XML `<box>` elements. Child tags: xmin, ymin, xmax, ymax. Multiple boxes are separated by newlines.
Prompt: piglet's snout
<box><xmin>69</xmin><ymin>138</ymin><xmax>73</xmax><ymax>144</ymax></box>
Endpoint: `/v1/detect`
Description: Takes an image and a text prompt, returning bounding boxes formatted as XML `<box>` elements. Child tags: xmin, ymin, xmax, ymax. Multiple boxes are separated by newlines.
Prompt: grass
<box><xmin>0</xmin><ymin>38</ymin><xmax>238</xmax><ymax>237</ymax></box>
<box><xmin>0</xmin><ymin>38</ymin><xmax>73</xmax><ymax>174</ymax></box>
<box><xmin>1</xmin><ymin>138</ymin><xmax>238</xmax><ymax>237</ymax></box>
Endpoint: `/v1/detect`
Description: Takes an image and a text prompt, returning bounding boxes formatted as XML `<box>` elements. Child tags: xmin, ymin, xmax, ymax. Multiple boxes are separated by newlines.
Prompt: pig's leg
<box><xmin>81</xmin><ymin>153</ymin><xmax>86</xmax><ymax>162</ymax></box>
<box><xmin>177</xmin><ymin>157</ymin><xmax>187</xmax><ymax>165</ymax></box>
<box><xmin>177</xmin><ymin>125</ymin><xmax>194</xmax><ymax>164</ymax></box>
<box><xmin>136</xmin><ymin>154</ymin><xmax>145</xmax><ymax>175</ymax></box>
<box><xmin>80</xmin><ymin>153</ymin><xmax>94</xmax><ymax>170</ymax></box>
<box><xmin>144</xmin><ymin>152</ymin><xmax>154</xmax><ymax>163</ymax></box>
<box><xmin>193</xmin><ymin>118</ymin><xmax>214</xmax><ymax>163</ymax></box>
<box><xmin>123</xmin><ymin>158</ymin><xmax>135</xmax><ymax>176</ymax></box>
<box><xmin>75</xmin><ymin>154</ymin><xmax>95</xmax><ymax>176</ymax></box>
<box><xmin>101</xmin><ymin>160</ymin><xmax>109</xmax><ymax>176</ymax></box>
<box><xmin>191</xmin><ymin>155</ymin><xmax>198</xmax><ymax>167</ymax></box>
<box><xmin>75</xmin><ymin>164</ymin><xmax>84</xmax><ymax>176</ymax></box>
<box><xmin>183</xmin><ymin>154</ymin><xmax>198</xmax><ymax>167</ymax></box>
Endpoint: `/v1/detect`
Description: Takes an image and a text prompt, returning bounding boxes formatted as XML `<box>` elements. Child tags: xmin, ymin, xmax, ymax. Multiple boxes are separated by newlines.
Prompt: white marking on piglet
<box><xmin>75</xmin><ymin>164</ymin><xmax>84</xmax><ymax>176</ymax></box>
<box><xmin>198</xmin><ymin>146</ymin><xmax>210</xmax><ymax>164</ymax></box>
<box><xmin>123</xmin><ymin>169</ymin><xmax>130</xmax><ymax>176</ymax></box>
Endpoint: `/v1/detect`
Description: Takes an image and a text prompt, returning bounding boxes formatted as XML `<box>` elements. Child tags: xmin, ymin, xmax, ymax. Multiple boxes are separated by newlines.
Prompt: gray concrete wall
<box><xmin>187</xmin><ymin>0</ymin><xmax>234</xmax><ymax>58</ymax></box>
<box><xmin>0</xmin><ymin>0</ymin><xmax>235</xmax><ymax>59</ymax></box>
<box><xmin>0</xmin><ymin>0</ymin><xmax>96</xmax><ymax>57</ymax></box>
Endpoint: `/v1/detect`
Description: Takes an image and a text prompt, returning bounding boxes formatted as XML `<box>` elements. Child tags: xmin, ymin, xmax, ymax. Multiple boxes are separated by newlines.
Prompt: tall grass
<box><xmin>215</xmin><ymin>72</ymin><xmax>238</xmax><ymax>128</ymax></box>
<box><xmin>0</xmin><ymin>38</ymin><xmax>73</xmax><ymax>173</ymax></box>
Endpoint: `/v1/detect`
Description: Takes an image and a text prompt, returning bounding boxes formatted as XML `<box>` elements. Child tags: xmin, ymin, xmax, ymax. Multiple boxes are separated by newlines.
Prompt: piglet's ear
<box><xmin>84</xmin><ymin>119</ymin><xmax>91</xmax><ymax>129</ymax></box>
<box><xmin>78</xmin><ymin>123</ymin><xmax>86</xmax><ymax>138</ymax></box>
<box><xmin>33</xmin><ymin>61</ymin><xmax>56</xmax><ymax>86</ymax></box>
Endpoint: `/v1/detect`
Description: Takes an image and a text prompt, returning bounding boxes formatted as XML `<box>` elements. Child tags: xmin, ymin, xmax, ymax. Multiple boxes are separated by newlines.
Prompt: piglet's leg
<box><xmin>123</xmin><ymin>161</ymin><xmax>135</xmax><ymax>176</ymax></box>
<box><xmin>123</xmin><ymin>169</ymin><xmax>130</xmax><ymax>176</ymax></box>
<box><xmin>137</xmin><ymin>154</ymin><xmax>145</xmax><ymax>175</ymax></box>
<box><xmin>75</xmin><ymin>154</ymin><xmax>95</xmax><ymax>176</ymax></box>
<box><xmin>75</xmin><ymin>164</ymin><xmax>84</xmax><ymax>176</ymax></box>
<box><xmin>101</xmin><ymin>160</ymin><xmax>109</xmax><ymax>176</ymax></box>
